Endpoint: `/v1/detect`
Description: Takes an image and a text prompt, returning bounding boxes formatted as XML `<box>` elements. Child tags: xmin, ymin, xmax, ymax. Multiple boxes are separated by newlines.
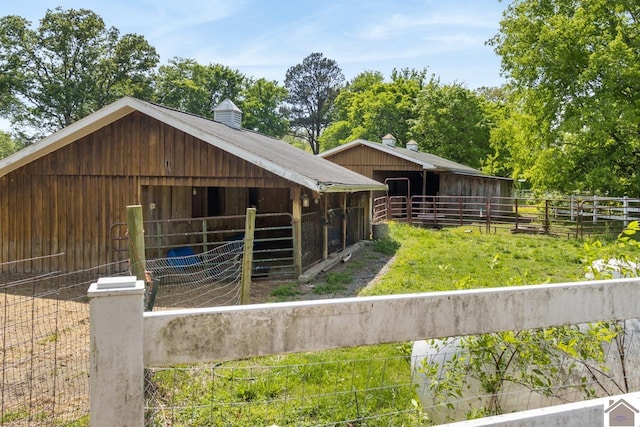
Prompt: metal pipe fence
<box><xmin>372</xmin><ymin>195</ymin><xmax>640</xmax><ymax>238</ymax></box>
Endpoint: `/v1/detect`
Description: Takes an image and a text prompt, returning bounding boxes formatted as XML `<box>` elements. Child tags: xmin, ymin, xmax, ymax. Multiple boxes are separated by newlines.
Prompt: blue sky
<box><xmin>1</xmin><ymin>0</ymin><xmax>509</xmax><ymax>88</ymax></box>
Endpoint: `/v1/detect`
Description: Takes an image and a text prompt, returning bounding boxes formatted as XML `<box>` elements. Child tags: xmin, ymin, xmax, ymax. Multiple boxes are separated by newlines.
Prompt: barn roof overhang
<box><xmin>321</xmin><ymin>138</ymin><xmax>512</xmax><ymax>182</ymax></box>
<box><xmin>0</xmin><ymin>98</ymin><xmax>387</xmax><ymax>194</ymax></box>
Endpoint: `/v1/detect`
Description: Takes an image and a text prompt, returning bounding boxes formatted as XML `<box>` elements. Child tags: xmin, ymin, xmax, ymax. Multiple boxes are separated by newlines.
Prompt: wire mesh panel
<box><xmin>142</xmin><ymin>322</ymin><xmax>640</xmax><ymax>426</ymax></box>
<box><xmin>111</xmin><ymin>212</ymin><xmax>296</xmax><ymax>281</ymax></box>
<box><xmin>145</xmin><ymin>240</ymin><xmax>244</xmax><ymax>310</ymax></box>
<box><xmin>0</xmin><ymin>258</ymin><xmax>128</xmax><ymax>426</ymax></box>
<box><xmin>301</xmin><ymin>212</ymin><xmax>323</xmax><ymax>270</ymax></box>
<box><xmin>144</xmin><ymin>345</ymin><xmax>425</xmax><ymax>426</ymax></box>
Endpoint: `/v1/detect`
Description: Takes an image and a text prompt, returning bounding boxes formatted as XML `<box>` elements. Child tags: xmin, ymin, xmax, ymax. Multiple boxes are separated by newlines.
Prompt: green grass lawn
<box><xmin>361</xmin><ymin>222</ymin><xmax>595</xmax><ymax>296</ymax></box>
<box><xmin>147</xmin><ymin>222</ymin><xmax>634</xmax><ymax>426</ymax></box>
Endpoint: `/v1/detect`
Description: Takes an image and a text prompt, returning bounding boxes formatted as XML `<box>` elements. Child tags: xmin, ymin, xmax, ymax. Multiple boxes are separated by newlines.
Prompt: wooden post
<box><xmin>292</xmin><ymin>187</ymin><xmax>303</xmax><ymax>276</ymax></box>
<box><xmin>341</xmin><ymin>193</ymin><xmax>347</xmax><ymax>251</ymax></box>
<box><xmin>364</xmin><ymin>192</ymin><xmax>372</xmax><ymax>240</ymax></box>
<box><xmin>202</xmin><ymin>219</ymin><xmax>209</xmax><ymax>252</ymax></box>
<box><xmin>126</xmin><ymin>205</ymin><xmax>146</xmax><ymax>282</ymax></box>
<box><xmin>323</xmin><ymin>195</ymin><xmax>329</xmax><ymax>260</ymax></box>
<box><xmin>544</xmin><ymin>199</ymin><xmax>550</xmax><ymax>234</ymax></box>
<box><xmin>240</xmin><ymin>208</ymin><xmax>256</xmax><ymax>305</ymax></box>
<box><xmin>623</xmin><ymin>196</ymin><xmax>629</xmax><ymax>227</ymax></box>
<box><xmin>486</xmin><ymin>198</ymin><xmax>491</xmax><ymax>234</ymax></box>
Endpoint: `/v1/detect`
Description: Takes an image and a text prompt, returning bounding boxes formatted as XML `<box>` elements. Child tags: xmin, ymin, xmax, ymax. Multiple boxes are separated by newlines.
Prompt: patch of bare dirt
<box><xmin>250</xmin><ymin>242</ymin><xmax>395</xmax><ymax>303</ymax></box>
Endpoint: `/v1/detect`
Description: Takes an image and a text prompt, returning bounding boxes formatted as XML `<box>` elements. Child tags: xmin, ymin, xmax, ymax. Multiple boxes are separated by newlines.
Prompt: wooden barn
<box><xmin>320</xmin><ymin>135</ymin><xmax>512</xmax><ymax>200</ymax></box>
<box><xmin>0</xmin><ymin>97</ymin><xmax>385</xmax><ymax>275</ymax></box>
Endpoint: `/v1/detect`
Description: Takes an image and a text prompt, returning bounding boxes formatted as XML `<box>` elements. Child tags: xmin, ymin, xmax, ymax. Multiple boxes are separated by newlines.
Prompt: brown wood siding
<box><xmin>0</xmin><ymin>112</ymin><xmax>301</xmax><ymax>273</ymax></box>
<box><xmin>325</xmin><ymin>144</ymin><xmax>512</xmax><ymax>199</ymax></box>
<box><xmin>323</xmin><ymin>145</ymin><xmax>421</xmax><ymax>179</ymax></box>
<box><xmin>440</xmin><ymin>174</ymin><xmax>509</xmax><ymax>198</ymax></box>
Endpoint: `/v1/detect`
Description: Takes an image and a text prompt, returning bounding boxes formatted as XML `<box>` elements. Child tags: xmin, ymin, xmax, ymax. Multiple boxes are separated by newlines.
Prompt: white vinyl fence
<box><xmin>88</xmin><ymin>276</ymin><xmax>640</xmax><ymax>426</ymax></box>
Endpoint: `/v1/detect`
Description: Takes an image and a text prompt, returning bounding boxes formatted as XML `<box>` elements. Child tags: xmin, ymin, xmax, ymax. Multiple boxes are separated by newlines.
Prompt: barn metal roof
<box><xmin>0</xmin><ymin>97</ymin><xmax>386</xmax><ymax>193</ymax></box>
<box><xmin>321</xmin><ymin>138</ymin><xmax>504</xmax><ymax>178</ymax></box>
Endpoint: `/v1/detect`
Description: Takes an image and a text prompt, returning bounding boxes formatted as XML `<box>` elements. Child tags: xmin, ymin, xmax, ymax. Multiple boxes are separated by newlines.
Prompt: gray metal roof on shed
<box><xmin>321</xmin><ymin>138</ymin><xmax>503</xmax><ymax>178</ymax></box>
<box><xmin>0</xmin><ymin>97</ymin><xmax>386</xmax><ymax>193</ymax></box>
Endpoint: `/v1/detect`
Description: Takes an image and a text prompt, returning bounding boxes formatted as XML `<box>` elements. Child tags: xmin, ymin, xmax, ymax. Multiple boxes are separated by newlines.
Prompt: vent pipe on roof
<box><xmin>213</xmin><ymin>98</ymin><xmax>242</xmax><ymax>129</ymax></box>
<box><xmin>406</xmin><ymin>140</ymin><xmax>419</xmax><ymax>152</ymax></box>
<box><xmin>382</xmin><ymin>134</ymin><xmax>396</xmax><ymax>147</ymax></box>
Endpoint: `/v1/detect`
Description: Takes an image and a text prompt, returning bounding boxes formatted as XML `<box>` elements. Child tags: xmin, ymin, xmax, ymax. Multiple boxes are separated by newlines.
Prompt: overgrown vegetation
<box><xmin>147</xmin><ymin>344</ymin><xmax>422</xmax><ymax>426</ymax></box>
<box><xmin>413</xmin><ymin>221</ymin><xmax>640</xmax><ymax>422</ymax></box>
<box><xmin>148</xmin><ymin>222</ymin><xmax>639</xmax><ymax>425</ymax></box>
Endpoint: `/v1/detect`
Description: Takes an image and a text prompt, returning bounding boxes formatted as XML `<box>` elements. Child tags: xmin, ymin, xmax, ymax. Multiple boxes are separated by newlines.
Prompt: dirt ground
<box><xmin>249</xmin><ymin>242</ymin><xmax>395</xmax><ymax>303</ymax></box>
<box><xmin>0</xmin><ymin>243</ymin><xmax>394</xmax><ymax>424</ymax></box>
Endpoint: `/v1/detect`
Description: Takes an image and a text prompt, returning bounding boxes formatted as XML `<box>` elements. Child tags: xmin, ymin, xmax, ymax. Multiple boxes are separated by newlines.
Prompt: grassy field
<box><xmin>147</xmin><ymin>223</ymin><xmax>635</xmax><ymax>426</ymax></box>
<box><xmin>362</xmin><ymin>223</ymin><xmax>597</xmax><ymax>296</ymax></box>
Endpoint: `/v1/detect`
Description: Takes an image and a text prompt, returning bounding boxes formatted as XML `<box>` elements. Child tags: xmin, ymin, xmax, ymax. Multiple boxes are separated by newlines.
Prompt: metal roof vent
<box><xmin>213</xmin><ymin>98</ymin><xmax>242</xmax><ymax>129</ymax></box>
<box><xmin>406</xmin><ymin>140</ymin><xmax>419</xmax><ymax>152</ymax></box>
<box><xmin>382</xmin><ymin>134</ymin><xmax>396</xmax><ymax>147</ymax></box>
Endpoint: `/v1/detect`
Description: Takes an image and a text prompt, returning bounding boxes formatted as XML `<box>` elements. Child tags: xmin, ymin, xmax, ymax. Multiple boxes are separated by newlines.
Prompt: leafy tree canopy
<box><xmin>154</xmin><ymin>58</ymin><xmax>289</xmax><ymax>138</ymax></box>
<box><xmin>240</xmin><ymin>77</ymin><xmax>289</xmax><ymax>138</ymax></box>
<box><xmin>0</xmin><ymin>7</ymin><xmax>159</xmax><ymax>140</ymax></box>
<box><xmin>154</xmin><ymin>58</ymin><xmax>245</xmax><ymax>118</ymax></box>
<box><xmin>285</xmin><ymin>52</ymin><xmax>344</xmax><ymax>154</ymax></box>
<box><xmin>321</xmin><ymin>69</ymin><xmax>497</xmax><ymax>172</ymax></box>
<box><xmin>320</xmin><ymin>68</ymin><xmax>429</xmax><ymax>151</ymax></box>
<box><xmin>411</xmin><ymin>80</ymin><xmax>494</xmax><ymax>169</ymax></box>
<box><xmin>0</xmin><ymin>130</ymin><xmax>18</xmax><ymax>159</ymax></box>
<box><xmin>489</xmin><ymin>0</ymin><xmax>640</xmax><ymax>195</ymax></box>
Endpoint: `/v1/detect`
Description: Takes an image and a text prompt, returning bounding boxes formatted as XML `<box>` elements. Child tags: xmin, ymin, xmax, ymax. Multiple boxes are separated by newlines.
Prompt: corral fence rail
<box><xmin>373</xmin><ymin>195</ymin><xmax>640</xmax><ymax>238</ymax></box>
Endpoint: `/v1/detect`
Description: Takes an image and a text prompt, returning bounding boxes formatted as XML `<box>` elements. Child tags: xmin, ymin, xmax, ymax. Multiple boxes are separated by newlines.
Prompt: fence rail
<box><xmin>373</xmin><ymin>195</ymin><xmax>640</xmax><ymax>237</ymax></box>
<box><xmin>89</xmin><ymin>277</ymin><xmax>640</xmax><ymax>425</ymax></box>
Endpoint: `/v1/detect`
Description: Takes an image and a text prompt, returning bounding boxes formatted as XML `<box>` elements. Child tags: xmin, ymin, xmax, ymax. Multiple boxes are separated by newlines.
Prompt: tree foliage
<box><xmin>154</xmin><ymin>58</ymin><xmax>245</xmax><ymax>118</ymax></box>
<box><xmin>239</xmin><ymin>77</ymin><xmax>289</xmax><ymax>138</ymax></box>
<box><xmin>321</xmin><ymin>69</ymin><xmax>499</xmax><ymax>171</ymax></box>
<box><xmin>0</xmin><ymin>130</ymin><xmax>18</xmax><ymax>159</ymax></box>
<box><xmin>320</xmin><ymin>69</ymin><xmax>428</xmax><ymax>151</ymax></box>
<box><xmin>489</xmin><ymin>0</ymin><xmax>640</xmax><ymax>195</ymax></box>
<box><xmin>0</xmin><ymin>7</ymin><xmax>159</xmax><ymax>139</ymax></box>
<box><xmin>411</xmin><ymin>80</ymin><xmax>493</xmax><ymax>169</ymax></box>
<box><xmin>154</xmin><ymin>58</ymin><xmax>289</xmax><ymax>138</ymax></box>
<box><xmin>284</xmin><ymin>52</ymin><xmax>344</xmax><ymax>154</ymax></box>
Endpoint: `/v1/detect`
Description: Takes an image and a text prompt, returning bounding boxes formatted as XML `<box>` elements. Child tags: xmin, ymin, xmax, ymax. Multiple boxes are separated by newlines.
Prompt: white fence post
<box><xmin>623</xmin><ymin>196</ymin><xmax>629</xmax><ymax>226</ymax></box>
<box><xmin>88</xmin><ymin>276</ymin><xmax>145</xmax><ymax>427</ymax></box>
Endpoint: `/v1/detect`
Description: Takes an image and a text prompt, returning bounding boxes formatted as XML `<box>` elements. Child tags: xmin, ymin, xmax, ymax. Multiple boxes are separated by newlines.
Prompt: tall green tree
<box><xmin>0</xmin><ymin>7</ymin><xmax>159</xmax><ymax>139</ymax></box>
<box><xmin>0</xmin><ymin>130</ymin><xmax>18</xmax><ymax>159</ymax></box>
<box><xmin>489</xmin><ymin>0</ymin><xmax>640</xmax><ymax>195</ymax></box>
<box><xmin>154</xmin><ymin>59</ymin><xmax>288</xmax><ymax>138</ymax></box>
<box><xmin>320</xmin><ymin>69</ymin><xmax>428</xmax><ymax>151</ymax></box>
<box><xmin>284</xmin><ymin>52</ymin><xmax>344</xmax><ymax>154</ymax></box>
<box><xmin>154</xmin><ymin>58</ymin><xmax>245</xmax><ymax>118</ymax></box>
<box><xmin>411</xmin><ymin>81</ymin><xmax>493</xmax><ymax>169</ymax></box>
<box><xmin>241</xmin><ymin>77</ymin><xmax>289</xmax><ymax>138</ymax></box>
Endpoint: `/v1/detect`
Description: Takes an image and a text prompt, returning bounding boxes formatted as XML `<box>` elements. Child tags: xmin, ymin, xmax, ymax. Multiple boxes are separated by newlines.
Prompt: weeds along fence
<box><xmin>374</xmin><ymin>195</ymin><xmax>640</xmax><ymax>238</ymax></box>
<box><xmin>90</xmin><ymin>277</ymin><xmax>640</xmax><ymax>426</ymax></box>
